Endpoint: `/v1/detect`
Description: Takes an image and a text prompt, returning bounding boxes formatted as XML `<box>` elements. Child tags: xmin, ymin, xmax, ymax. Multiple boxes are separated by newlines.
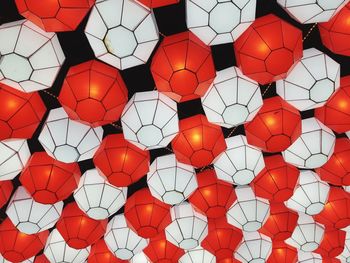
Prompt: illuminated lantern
<box><xmin>124</xmin><ymin>188</ymin><xmax>171</xmax><ymax>238</ymax></box>
<box><xmin>147</xmin><ymin>154</ymin><xmax>197</xmax><ymax>205</ymax></box>
<box><xmin>39</xmin><ymin>107</ymin><xmax>103</xmax><ymax>163</ymax></box>
<box><xmin>44</xmin><ymin>229</ymin><xmax>91</xmax><ymax>263</ymax></box>
<box><xmin>129</xmin><ymin>252</ymin><xmax>150</xmax><ymax>263</ymax></box>
<box><xmin>276</xmin><ymin>48</ymin><xmax>340</xmax><ymax>111</ymax></box>
<box><xmin>227</xmin><ymin>186</ymin><xmax>270</xmax><ymax>232</ymax></box>
<box><xmin>282</xmin><ymin>118</ymin><xmax>336</xmax><ymax>169</ymax></box>
<box><xmin>0</xmin><ymin>218</ymin><xmax>48</xmax><ymax>263</ymax></box>
<box><xmin>202</xmin><ymin>66</ymin><xmax>262</xmax><ymax>128</ymax></box>
<box><xmin>186</xmin><ymin>0</ymin><xmax>256</xmax><ymax>46</ymax></box>
<box><xmin>234</xmin><ymin>14</ymin><xmax>302</xmax><ymax>85</ymax></box>
<box><xmin>136</xmin><ymin>0</ymin><xmax>179</xmax><ymax>8</ymax></box>
<box><xmin>58</xmin><ymin>60</ymin><xmax>128</xmax><ymax>127</ymax></box>
<box><xmin>297</xmin><ymin>251</ymin><xmax>322</xmax><ymax>262</ymax></box>
<box><xmin>315</xmin><ymin>76</ymin><xmax>350</xmax><ymax>133</ymax></box>
<box><xmin>171</xmin><ymin>114</ymin><xmax>226</xmax><ymax>168</ymax></box>
<box><xmin>315</xmin><ymin>228</ymin><xmax>346</xmax><ymax>258</ymax></box>
<box><xmin>337</xmin><ymin>227</ymin><xmax>350</xmax><ymax>262</ymax></box>
<box><xmin>0</xmin><ymin>180</ymin><xmax>13</xmax><ymax>208</ymax></box>
<box><xmin>0</xmin><ymin>20</ymin><xmax>65</xmax><ymax>93</ymax></box>
<box><xmin>88</xmin><ymin>239</ymin><xmax>123</xmax><ymax>263</ymax></box>
<box><xmin>56</xmin><ymin>202</ymin><xmax>108</xmax><ymax>249</ymax></box>
<box><xmin>244</xmin><ymin>96</ymin><xmax>302</xmax><ymax>153</ymax></box>
<box><xmin>188</xmin><ymin>169</ymin><xmax>236</xmax><ymax>219</ymax></box>
<box><xmin>151</xmin><ymin>31</ymin><xmax>216</xmax><ymax>103</ymax></box>
<box><xmin>0</xmin><ymin>254</ymin><xmax>34</xmax><ymax>263</ymax></box>
<box><xmin>121</xmin><ymin>91</ymin><xmax>179</xmax><ymax>150</ymax></box>
<box><xmin>93</xmin><ymin>134</ymin><xmax>150</xmax><ymax>187</ymax></box>
<box><xmin>178</xmin><ymin>246</ymin><xmax>215</xmax><ymax>263</ymax></box>
<box><xmin>267</xmin><ymin>241</ymin><xmax>297</xmax><ymax>263</ymax></box>
<box><xmin>85</xmin><ymin>0</ymin><xmax>159</xmax><ymax>70</ymax></box>
<box><xmin>104</xmin><ymin>214</ymin><xmax>149</xmax><ymax>260</ymax></box>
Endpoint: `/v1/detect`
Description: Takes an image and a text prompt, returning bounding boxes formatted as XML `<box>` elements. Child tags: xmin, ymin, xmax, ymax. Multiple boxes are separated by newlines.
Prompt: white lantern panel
<box><xmin>297</xmin><ymin>251</ymin><xmax>322</xmax><ymax>263</ymax></box>
<box><xmin>129</xmin><ymin>252</ymin><xmax>151</xmax><ymax>263</ymax></box>
<box><xmin>178</xmin><ymin>246</ymin><xmax>215</xmax><ymax>263</ymax></box>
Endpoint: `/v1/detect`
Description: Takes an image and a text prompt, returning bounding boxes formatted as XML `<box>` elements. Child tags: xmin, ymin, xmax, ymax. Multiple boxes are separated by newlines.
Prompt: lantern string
<box><xmin>159</xmin><ymin>31</ymin><xmax>167</xmax><ymax>37</ymax></box>
<box><xmin>303</xmin><ymin>23</ymin><xmax>318</xmax><ymax>42</ymax></box>
<box><xmin>41</xmin><ymin>89</ymin><xmax>58</xmax><ymax>99</ymax></box>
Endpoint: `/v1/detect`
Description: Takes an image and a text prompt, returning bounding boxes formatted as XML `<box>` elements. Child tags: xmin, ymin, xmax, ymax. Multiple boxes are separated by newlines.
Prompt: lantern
<box><xmin>93</xmin><ymin>134</ymin><xmax>150</xmax><ymax>187</ymax></box>
<box><xmin>38</xmin><ymin>107</ymin><xmax>103</xmax><ymax>163</ymax></box>
<box><xmin>234</xmin><ymin>14</ymin><xmax>302</xmax><ymax>85</ymax></box>
<box><xmin>33</xmin><ymin>255</ymin><xmax>49</xmax><ymax>263</ymax></box>
<box><xmin>201</xmin><ymin>66</ymin><xmax>263</xmax><ymax>128</ymax></box>
<box><xmin>178</xmin><ymin>246</ymin><xmax>215</xmax><ymax>263</ymax></box>
<box><xmin>136</xmin><ymin>0</ymin><xmax>179</xmax><ymax>8</ymax></box>
<box><xmin>315</xmin><ymin>228</ymin><xmax>346</xmax><ymax>258</ymax></box>
<box><xmin>129</xmin><ymin>252</ymin><xmax>150</xmax><ymax>263</ymax></box>
<box><xmin>267</xmin><ymin>241</ymin><xmax>297</xmax><ymax>263</ymax></box>
<box><xmin>171</xmin><ymin>114</ymin><xmax>226</xmax><ymax>168</ymax></box>
<box><xmin>58</xmin><ymin>60</ymin><xmax>128</xmax><ymax>127</ymax></box>
<box><xmin>276</xmin><ymin>48</ymin><xmax>340</xmax><ymax>111</ymax></box>
<box><xmin>186</xmin><ymin>0</ymin><xmax>256</xmax><ymax>46</ymax></box>
<box><xmin>337</xmin><ymin>227</ymin><xmax>350</xmax><ymax>262</ymax></box>
<box><xmin>0</xmin><ymin>20</ymin><xmax>65</xmax><ymax>92</ymax></box>
<box><xmin>88</xmin><ymin>239</ymin><xmax>124</xmax><ymax>263</ymax></box>
<box><xmin>85</xmin><ymin>0</ymin><xmax>159</xmax><ymax>70</ymax></box>
<box><xmin>0</xmin><ymin>180</ymin><xmax>12</xmax><ymax>208</ymax></box>
<box><xmin>151</xmin><ymin>31</ymin><xmax>216</xmax><ymax>103</ymax></box>
<box><xmin>297</xmin><ymin>251</ymin><xmax>322</xmax><ymax>262</ymax></box>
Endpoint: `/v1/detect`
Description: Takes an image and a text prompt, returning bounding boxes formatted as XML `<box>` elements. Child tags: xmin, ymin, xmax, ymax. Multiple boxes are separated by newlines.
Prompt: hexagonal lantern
<box><xmin>178</xmin><ymin>246</ymin><xmax>215</xmax><ymax>263</ymax></box>
<box><xmin>201</xmin><ymin>66</ymin><xmax>263</xmax><ymax>128</ymax></box>
<box><xmin>186</xmin><ymin>0</ymin><xmax>256</xmax><ymax>46</ymax></box>
<box><xmin>315</xmin><ymin>227</ymin><xmax>346</xmax><ymax>258</ymax></box>
<box><xmin>337</xmin><ymin>226</ymin><xmax>350</xmax><ymax>262</ymax></box>
<box><xmin>85</xmin><ymin>0</ymin><xmax>159</xmax><ymax>70</ymax></box>
<box><xmin>0</xmin><ymin>20</ymin><xmax>65</xmax><ymax>92</ymax></box>
<box><xmin>87</xmin><ymin>239</ymin><xmax>122</xmax><ymax>263</ymax></box>
<box><xmin>267</xmin><ymin>241</ymin><xmax>298</xmax><ymax>263</ymax></box>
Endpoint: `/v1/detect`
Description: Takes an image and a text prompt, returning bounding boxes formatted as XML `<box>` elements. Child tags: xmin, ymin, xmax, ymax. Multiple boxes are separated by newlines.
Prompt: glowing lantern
<box><xmin>178</xmin><ymin>246</ymin><xmax>215</xmax><ymax>263</ymax></box>
<box><xmin>151</xmin><ymin>31</ymin><xmax>216</xmax><ymax>103</ymax></box>
<box><xmin>267</xmin><ymin>241</ymin><xmax>297</xmax><ymax>263</ymax></box>
<box><xmin>337</xmin><ymin>227</ymin><xmax>350</xmax><ymax>262</ymax></box>
<box><xmin>297</xmin><ymin>251</ymin><xmax>322</xmax><ymax>262</ymax></box>
<box><xmin>88</xmin><ymin>239</ymin><xmax>123</xmax><ymax>263</ymax></box>
<box><xmin>136</xmin><ymin>0</ymin><xmax>179</xmax><ymax>8</ymax></box>
<box><xmin>0</xmin><ymin>180</ymin><xmax>13</xmax><ymax>208</ymax></box>
<box><xmin>315</xmin><ymin>228</ymin><xmax>346</xmax><ymax>258</ymax></box>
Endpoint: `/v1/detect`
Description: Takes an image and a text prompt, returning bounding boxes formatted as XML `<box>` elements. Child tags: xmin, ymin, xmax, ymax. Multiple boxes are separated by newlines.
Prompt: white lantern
<box><xmin>0</xmin><ymin>139</ymin><xmax>30</xmax><ymax>181</ymax></box>
<box><xmin>227</xmin><ymin>186</ymin><xmax>270</xmax><ymax>232</ymax></box>
<box><xmin>178</xmin><ymin>246</ymin><xmax>215</xmax><ymax>263</ymax></box>
<box><xmin>214</xmin><ymin>135</ymin><xmax>265</xmax><ymax>185</ymax></box>
<box><xmin>44</xmin><ymin>229</ymin><xmax>91</xmax><ymax>263</ymax></box>
<box><xmin>121</xmin><ymin>91</ymin><xmax>179</xmax><ymax>150</ymax></box>
<box><xmin>285</xmin><ymin>170</ymin><xmax>330</xmax><ymax>216</ymax></box>
<box><xmin>297</xmin><ymin>251</ymin><xmax>322</xmax><ymax>263</ymax></box>
<box><xmin>282</xmin><ymin>118</ymin><xmax>336</xmax><ymax>169</ymax></box>
<box><xmin>165</xmin><ymin>202</ymin><xmax>208</xmax><ymax>250</ymax></box>
<box><xmin>104</xmin><ymin>214</ymin><xmax>149</xmax><ymax>260</ymax></box>
<box><xmin>147</xmin><ymin>154</ymin><xmax>197</xmax><ymax>205</ymax></box>
<box><xmin>0</xmin><ymin>20</ymin><xmax>65</xmax><ymax>93</ymax></box>
<box><xmin>38</xmin><ymin>107</ymin><xmax>103</xmax><ymax>163</ymax></box>
<box><xmin>73</xmin><ymin>169</ymin><xmax>127</xmax><ymax>220</ymax></box>
<box><xmin>130</xmin><ymin>252</ymin><xmax>151</xmax><ymax>263</ymax></box>
<box><xmin>201</xmin><ymin>66</ymin><xmax>263</xmax><ymax>128</ymax></box>
<box><xmin>85</xmin><ymin>0</ymin><xmax>159</xmax><ymax>70</ymax></box>
<box><xmin>276</xmin><ymin>48</ymin><xmax>340</xmax><ymax>111</ymax></box>
<box><xmin>186</xmin><ymin>0</ymin><xmax>256</xmax><ymax>46</ymax></box>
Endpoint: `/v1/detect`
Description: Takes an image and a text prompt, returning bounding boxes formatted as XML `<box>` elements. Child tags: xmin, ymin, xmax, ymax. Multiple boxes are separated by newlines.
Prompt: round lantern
<box><xmin>121</xmin><ymin>91</ymin><xmax>179</xmax><ymax>150</ymax></box>
<box><xmin>267</xmin><ymin>241</ymin><xmax>297</xmax><ymax>263</ymax></box>
<box><xmin>244</xmin><ymin>96</ymin><xmax>302</xmax><ymax>152</ymax></box>
<box><xmin>56</xmin><ymin>202</ymin><xmax>108</xmax><ymax>249</ymax></box>
<box><xmin>0</xmin><ymin>20</ymin><xmax>65</xmax><ymax>93</ymax></box>
<box><xmin>151</xmin><ymin>31</ymin><xmax>216</xmax><ymax>103</ymax></box>
<box><xmin>178</xmin><ymin>246</ymin><xmax>215</xmax><ymax>263</ymax></box>
<box><xmin>93</xmin><ymin>133</ymin><xmax>150</xmax><ymax>187</ymax></box>
<box><xmin>315</xmin><ymin>228</ymin><xmax>346</xmax><ymax>258</ymax></box>
<box><xmin>136</xmin><ymin>0</ymin><xmax>179</xmax><ymax>8</ymax></box>
<box><xmin>171</xmin><ymin>114</ymin><xmax>226</xmax><ymax>168</ymax></box>
<box><xmin>276</xmin><ymin>48</ymin><xmax>340</xmax><ymax>111</ymax></box>
<box><xmin>39</xmin><ymin>107</ymin><xmax>103</xmax><ymax>163</ymax></box>
<box><xmin>85</xmin><ymin>0</ymin><xmax>159</xmax><ymax>70</ymax></box>
<box><xmin>0</xmin><ymin>180</ymin><xmax>12</xmax><ymax>208</ymax></box>
<box><xmin>58</xmin><ymin>60</ymin><xmax>128</xmax><ymax>127</ymax></box>
<box><xmin>337</xmin><ymin>227</ymin><xmax>350</xmax><ymax>262</ymax></box>
<box><xmin>297</xmin><ymin>251</ymin><xmax>322</xmax><ymax>262</ymax></box>
<box><xmin>88</xmin><ymin>239</ymin><xmax>123</xmax><ymax>263</ymax></box>
<box><xmin>124</xmin><ymin>188</ymin><xmax>171</xmax><ymax>238</ymax></box>
<box><xmin>234</xmin><ymin>14</ymin><xmax>302</xmax><ymax>85</ymax></box>
<box><xmin>282</xmin><ymin>118</ymin><xmax>336</xmax><ymax>169</ymax></box>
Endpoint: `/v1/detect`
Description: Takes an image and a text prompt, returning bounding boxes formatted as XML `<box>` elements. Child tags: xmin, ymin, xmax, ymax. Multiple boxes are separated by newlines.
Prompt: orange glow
<box><xmin>276</xmin><ymin>248</ymin><xmax>284</xmax><ymax>254</ymax></box>
<box><xmin>265</xmin><ymin>116</ymin><xmax>276</xmax><ymax>126</ymax></box>
<box><xmin>90</xmin><ymin>85</ymin><xmax>100</xmax><ymax>98</ymax></box>
<box><xmin>338</xmin><ymin>99</ymin><xmax>348</xmax><ymax>109</ymax></box>
<box><xmin>7</xmin><ymin>99</ymin><xmax>17</xmax><ymax>109</ymax></box>
<box><xmin>104</xmin><ymin>253</ymin><xmax>111</xmax><ymax>259</ymax></box>
<box><xmin>203</xmin><ymin>189</ymin><xmax>211</xmax><ymax>197</ymax></box>
<box><xmin>191</xmin><ymin>132</ymin><xmax>201</xmax><ymax>144</ymax></box>
<box><xmin>146</xmin><ymin>204</ymin><xmax>153</xmax><ymax>212</ymax></box>
<box><xmin>159</xmin><ymin>240</ymin><xmax>166</xmax><ymax>249</ymax></box>
<box><xmin>258</xmin><ymin>43</ymin><xmax>269</xmax><ymax>53</ymax></box>
<box><xmin>345</xmin><ymin>16</ymin><xmax>350</xmax><ymax>26</ymax></box>
<box><xmin>174</xmin><ymin>62</ymin><xmax>186</xmax><ymax>71</ymax></box>
<box><xmin>121</xmin><ymin>152</ymin><xmax>128</xmax><ymax>162</ymax></box>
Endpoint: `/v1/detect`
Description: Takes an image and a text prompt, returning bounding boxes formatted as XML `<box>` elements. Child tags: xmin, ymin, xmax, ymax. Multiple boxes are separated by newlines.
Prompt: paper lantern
<box><xmin>178</xmin><ymin>246</ymin><xmax>215</xmax><ymax>263</ymax></box>
<box><xmin>151</xmin><ymin>31</ymin><xmax>216</xmax><ymax>103</ymax></box>
<box><xmin>202</xmin><ymin>66</ymin><xmax>262</xmax><ymax>128</ymax></box>
<box><xmin>276</xmin><ymin>48</ymin><xmax>340</xmax><ymax>111</ymax></box>
<box><xmin>93</xmin><ymin>133</ymin><xmax>150</xmax><ymax>187</ymax></box>
<box><xmin>85</xmin><ymin>0</ymin><xmax>159</xmax><ymax>70</ymax></box>
<box><xmin>186</xmin><ymin>0</ymin><xmax>256</xmax><ymax>46</ymax></box>
<box><xmin>87</xmin><ymin>239</ymin><xmax>124</xmax><ymax>263</ymax></box>
<box><xmin>39</xmin><ymin>107</ymin><xmax>103</xmax><ymax>163</ymax></box>
<box><xmin>0</xmin><ymin>180</ymin><xmax>13</xmax><ymax>208</ymax></box>
<box><xmin>297</xmin><ymin>251</ymin><xmax>322</xmax><ymax>262</ymax></box>
<box><xmin>315</xmin><ymin>228</ymin><xmax>346</xmax><ymax>258</ymax></box>
<box><xmin>121</xmin><ymin>91</ymin><xmax>179</xmax><ymax>150</ymax></box>
<box><xmin>282</xmin><ymin>118</ymin><xmax>336</xmax><ymax>169</ymax></box>
<box><xmin>74</xmin><ymin>169</ymin><xmax>127</xmax><ymax>220</ymax></box>
<box><xmin>0</xmin><ymin>254</ymin><xmax>34</xmax><ymax>263</ymax></box>
<box><xmin>129</xmin><ymin>252</ymin><xmax>150</xmax><ymax>263</ymax></box>
<box><xmin>104</xmin><ymin>214</ymin><xmax>149</xmax><ymax>260</ymax></box>
<box><xmin>0</xmin><ymin>20</ymin><xmax>65</xmax><ymax>92</ymax></box>
<box><xmin>33</xmin><ymin>255</ymin><xmax>49</xmax><ymax>263</ymax></box>
<box><xmin>171</xmin><ymin>114</ymin><xmax>226</xmax><ymax>168</ymax></box>
<box><xmin>234</xmin><ymin>14</ymin><xmax>302</xmax><ymax>85</ymax></box>
<box><xmin>267</xmin><ymin>241</ymin><xmax>297</xmax><ymax>263</ymax></box>
<box><xmin>136</xmin><ymin>0</ymin><xmax>179</xmax><ymax>8</ymax></box>
<box><xmin>58</xmin><ymin>60</ymin><xmax>128</xmax><ymax>127</ymax></box>
<box><xmin>337</xmin><ymin>227</ymin><xmax>350</xmax><ymax>262</ymax></box>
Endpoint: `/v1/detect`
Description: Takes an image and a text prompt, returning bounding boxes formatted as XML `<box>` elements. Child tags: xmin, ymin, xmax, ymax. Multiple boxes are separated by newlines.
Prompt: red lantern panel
<box><xmin>314</xmin><ymin>228</ymin><xmax>346</xmax><ymax>258</ymax></box>
<box><xmin>136</xmin><ymin>0</ymin><xmax>179</xmax><ymax>8</ymax></box>
<box><xmin>88</xmin><ymin>239</ymin><xmax>127</xmax><ymax>263</ymax></box>
<box><xmin>34</xmin><ymin>254</ymin><xmax>50</xmax><ymax>263</ymax></box>
<box><xmin>267</xmin><ymin>241</ymin><xmax>297</xmax><ymax>263</ymax></box>
<box><xmin>0</xmin><ymin>180</ymin><xmax>13</xmax><ymax>208</ymax></box>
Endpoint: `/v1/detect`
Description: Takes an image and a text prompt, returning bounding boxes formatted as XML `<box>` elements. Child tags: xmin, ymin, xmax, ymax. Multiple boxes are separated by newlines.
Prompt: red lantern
<box><xmin>93</xmin><ymin>134</ymin><xmax>150</xmax><ymax>187</ymax></box>
<box><xmin>88</xmin><ymin>239</ymin><xmax>126</xmax><ymax>263</ymax></box>
<box><xmin>323</xmin><ymin>258</ymin><xmax>341</xmax><ymax>263</ymax></box>
<box><xmin>19</xmin><ymin>151</ymin><xmax>81</xmax><ymax>204</ymax></box>
<box><xmin>56</xmin><ymin>202</ymin><xmax>108</xmax><ymax>249</ymax></box>
<box><xmin>314</xmin><ymin>227</ymin><xmax>346</xmax><ymax>258</ymax></box>
<box><xmin>151</xmin><ymin>31</ymin><xmax>216</xmax><ymax>103</ymax></box>
<box><xmin>0</xmin><ymin>180</ymin><xmax>13</xmax><ymax>208</ymax></box>
<box><xmin>267</xmin><ymin>241</ymin><xmax>297</xmax><ymax>263</ymax></box>
<box><xmin>136</xmin><ymin>0</ymin><xmax>179</xmax><ymax>8</ymax></box>
<box><xmin>58</xmin><ymin>60</ymin><xmax>128</xmax><ymax>127</ymax></box>
<box><xmin>252</xmin><ymin>154</ymin><xmax>299</xmax><ymax>202</ymax></box>
<box><xmin>188</xmin><ymin>169</ymin><xmax>236</xmax><ymax>218</ymax></box>
<box><xmin>244</xmin><ymin>96</ymin><xmax>302</xmax><ymax>152</ymax></box>
<box><xmin>34</xmin><ymin>254</ymin><xmax>50</xmax><ymax>263</ymax></box>
<box><xmin>315</xmin><ymin>76</ymin><xmax>350</xmax><ymax>133</ymax></box>
<box><xmin>124</xmin><ymin>188</ymin><xmax>171</xmax><ymax>238</ymax></box>
<box><xmin>0</xmin><ymin>83</ymin><xmax>46</xmax><ymax>141</ymax></box>
<box><xmin>15</xmin><ymin>0</ymin><xmax>95</xmax><ymax>32</ymax></box>
<box><xmin>171</xmin><ymin>114</ymin><xmax>226</xmax><ymax>168</ymax></box>
<box><xmin>234</xmin><ymin>14</ymin><xmax>303</xmax><ymax>85</ymax></box>
<box><xmin>0</xmin><ymin>218</ymin><xmax>48</xmax><ymax>262</ymax></box>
